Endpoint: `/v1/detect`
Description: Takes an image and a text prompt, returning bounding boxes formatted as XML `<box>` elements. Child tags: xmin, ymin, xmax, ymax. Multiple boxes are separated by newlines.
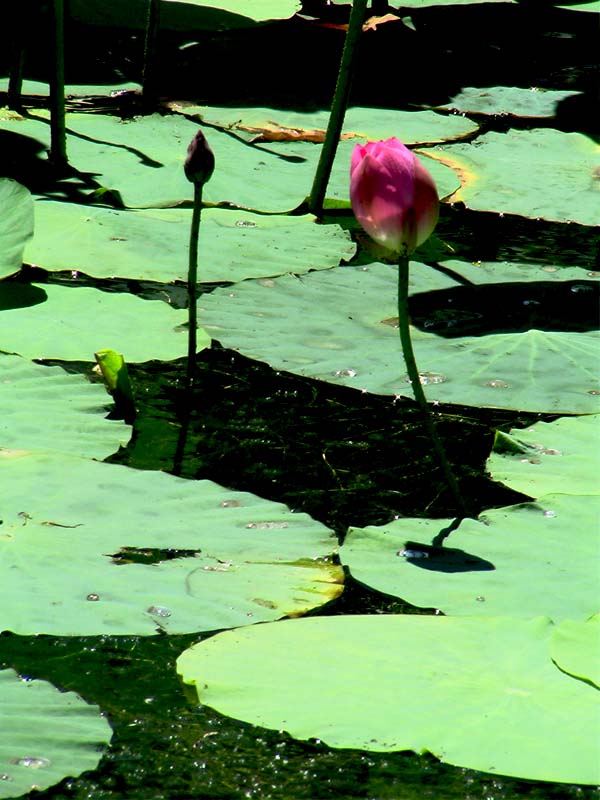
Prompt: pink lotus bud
<box><xmin>350</xmin><ymin>137</ymin><xmax>438</xmax><ymax>255</ymax></box>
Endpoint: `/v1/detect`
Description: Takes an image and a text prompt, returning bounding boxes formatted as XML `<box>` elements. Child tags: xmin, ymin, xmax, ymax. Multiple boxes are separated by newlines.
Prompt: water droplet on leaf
<box><xmin>334</xmin><ymin>368</ymin><xmax>358</xmax><ymax>378</ymax></box>
<box><xmin>245</xmin><ymin>521</ymin><xmax>289</xmax><ymax>529</ymax></box>
<box><xmin>147</xmin><ymin>606</ymin><xmax>172</xmax><ymax>618</ymax></box>
<box><xmin>405</xmin><ymin>372</ymin><xmax>447</xmax><ymax>385</ymax></box>
<box><xmin>11</xmin><ymin>758</ymin><xmax>51</xmax><ymax>769</ymax></box>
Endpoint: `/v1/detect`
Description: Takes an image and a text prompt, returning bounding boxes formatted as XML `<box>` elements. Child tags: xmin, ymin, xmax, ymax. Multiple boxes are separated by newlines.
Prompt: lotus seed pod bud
<box><xmin>184</xmin><ymin>130</ymin><xmax>215</xmax><ymax>186</ymax></box>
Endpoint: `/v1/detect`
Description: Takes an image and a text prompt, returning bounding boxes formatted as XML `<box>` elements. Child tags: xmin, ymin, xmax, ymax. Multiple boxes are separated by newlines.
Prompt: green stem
<box><xmin>187</xmin><ymin>183</ymin><xmax>203</xmax><ymax>384</ymax></box>
<box><xmin>397</xmin><ymin>251</ymin><xmax>469</xmax><ymax>517</ymax></box>
<box><xmin>7</xmin><ymin>0</ymin><xmax>29</xmax><ymax>111</ymax></box>
<box><xmin>307</xmin><ymin>0</ymin><xmax>368</xmax><ymax>215</ymax></box>
<box><xmin>49</xmin><ymin>0</ymin><xmax>67</xmax><ymax>168</ymax></box>
<box><xmin>142</xmin><ymin>0</ymin><xmax>161</xmax><ymax>113</ymax></box>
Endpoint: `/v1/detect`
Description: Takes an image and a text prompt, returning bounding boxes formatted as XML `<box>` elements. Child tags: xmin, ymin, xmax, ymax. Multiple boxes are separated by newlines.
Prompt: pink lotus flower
<box><xmin>350</xmin><ymin>137</ymin><xmax>439</xmax><ymax>255</ymax></box>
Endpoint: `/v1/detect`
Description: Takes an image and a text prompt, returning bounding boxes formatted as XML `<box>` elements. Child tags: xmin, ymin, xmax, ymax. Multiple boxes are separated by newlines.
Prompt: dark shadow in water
<box><xmin>409</xmin><ymin>280</ymin><xmax>600</xmax><ymax>337</ymax></box>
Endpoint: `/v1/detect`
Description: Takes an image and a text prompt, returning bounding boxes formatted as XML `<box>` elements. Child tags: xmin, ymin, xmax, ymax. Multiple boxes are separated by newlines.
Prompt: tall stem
<box><xmin>7</xmin><ymin>0</ymin><xmax>30</xmax><ymax>111</ymax></box>
<box><xmin>142</xmin><ymin>0</ymin><xmax>161</xmax><ymax>112</ymax></box>
<box><xmin>187</xmin><ymin>183</ymin><xmax>203</xmax><ymax>384</ymax></box>
<box><xmin>397</xmin><ymin>251</ymin><xmax>468</xmax><ymax>517</ymax></box>
<box><xmin>49</xmin><ymin>0</ymin><xmax>67</xmax><ymax>168</ymax></box>
<box><xmin>307</xmin><ymin>0</ymin><xmax>368</xmax><ymax>215</ymax></box>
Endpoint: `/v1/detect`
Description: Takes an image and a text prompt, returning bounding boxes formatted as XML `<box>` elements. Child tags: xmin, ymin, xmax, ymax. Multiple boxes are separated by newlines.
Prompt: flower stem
<box><xmin>307</xmin><ymin>0</ymin><xmax>368</xmax><ymax>215</ymax></box>
<box><xmin>186</xmin><ymin>183</ymin><xmax>203</xmax><ymax>384</ymax></box>
<box><xmin>49</xmin><ymin>0</ymin><xmax>67</xmax><ymax>168</ymax></box>
<box><xmin>142</xmin><ymin>0</ymin><xmax>161</xmax><ymax>112</ymax></box>
<box><xmin>397</xmin><ymin>251</ymin><xmax>469</xmax><ymax>518</ymax></box>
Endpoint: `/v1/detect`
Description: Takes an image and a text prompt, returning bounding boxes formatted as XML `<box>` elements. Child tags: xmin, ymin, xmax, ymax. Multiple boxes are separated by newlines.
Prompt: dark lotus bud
<box><xmin>184</xmin><ymin>130</ymin><xmax>215</xmax><ymax>186</ymax></box>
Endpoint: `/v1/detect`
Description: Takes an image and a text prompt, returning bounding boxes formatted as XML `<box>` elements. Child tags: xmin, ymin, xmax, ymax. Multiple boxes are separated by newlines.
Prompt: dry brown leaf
<box><xmin>363</xmin><ymin>14</ymin><xmax>401</xmax><ymax>32</ymax></box>
<box><xmin>234</xmin><ymin>122</ymin><xmax>360</xmax><ymax>144</ymax></box>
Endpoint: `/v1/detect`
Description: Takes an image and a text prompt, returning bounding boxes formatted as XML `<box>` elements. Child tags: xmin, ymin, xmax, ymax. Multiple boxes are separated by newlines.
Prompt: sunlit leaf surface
<box><xmin>340</xmin><ymin>493</ymin><xmax>599</xmax><ymax>620</ymax></box>
<box><xmin>430</xmin><ymin>129</ymin><xmax>600</xmax><ymax>224</ymax></box>
<box><xmin>0</xmin><ymin>668</ymin><xmax>112</xmax><ymax>799</ymax></box>
<box><xmin>177</xmin><ymin>615</ymin><xmax>600</xmax><ymax>784</ymax></box>
<box><xmin>0</xmin><ymin>453</ymin><xmax>342</xmax><ymax>635</ymax></box>
<box><xmin>199</xmin><ymin>262</ymin><xmax>600</xmax><ymax>412</ymax></box>
<box><xmin>68</xmin><ymin>0</ymin><xmax>299</xmax><ymax>29</ymax></box>
<box><xmin>0</xmin><ymin>110</ymin><xmax>460</xmax><ymax>211</ymax></box>
<box><xmin>551</xmin><ymin>615</ymin><xmax>600</xmax><ymax>688</ymax></box>
<box><xmin>25</xmin><ymin>205</ymin><xmax>355</xmax><ymax>282</ymax></box>
<box><xmin>487</xmin><ymin>415</ymin><xmax>600</xmax><ymax>498</ymax></box>
<box><xmin>0</xmin><ymin>283</ymin><xmax>202</xmax><ymax>362</ymax></box>
<box><xmin>174</xmin><ymin>104</ymin><xmax>477</xmax><ymax>145</ymax></box>
<box><xmin>0</xmin><ymin>354</ymin><xmax>129</xmax><ymax>458</ymax></box>
<box><xmin>436</xmin><ymin>86</ymin><xmax>581</xmax><ymax>118</ymax></box>
<box><xmin>0</xmin><ymin>179</ymin><xmax>33</xmax><ymax>278</ymax></box>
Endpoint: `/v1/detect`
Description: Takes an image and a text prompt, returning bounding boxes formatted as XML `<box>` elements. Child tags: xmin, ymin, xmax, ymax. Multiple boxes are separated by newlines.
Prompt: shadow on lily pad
<box><xmin>409</xmin><ymin>280</ymin><xmax>600</xmax><ymax>338</ymax></box>
<box><xmin>0</xmin><ymin>279</ymin><xmax>47</xmax><ymax>311</ymax></box>
<box><xmin>399</xmin><ymin>541</ymin><xmax>495</xmax><ymax>574</ymax></box>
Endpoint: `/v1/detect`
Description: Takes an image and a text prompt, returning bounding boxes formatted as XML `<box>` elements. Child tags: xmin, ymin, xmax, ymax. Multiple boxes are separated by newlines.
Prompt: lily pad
<box><xmin>429</xmin><ymin>129</ymin><xmax>600</xmax><ymax>225</ymax></box>
<box><xmin>556</xmin><ymin>1</ymin><xmax>600</xmax><ymax>10</ymax></box>
<box><xmin>551</xmin><ymin>615</ymin><xmax>600</xmax><ymax>688</ymax></box>
<box><xmin>68</xmin><ymin>0</ymin><xmax>299</xmax><ymax>29</ymax></box>
<box><xmin>0</xmin><ymin>179</ymin><xmax>33</xmax><ymax>278</ymax></box>
<box><xmin>0</xmin><ymin>282</ymin><xmax>204</xmax><ymax>362</ymax></box>
<box><xmin>437</xmin><ymin>86</ymin><xmax>581</xmax><ymax>118</ymax></box>
<box><xmin>177</xmin><ymin>104</ymin><xmax>477</xmax><ymax>146</ymax></box>
<box><xmin>177</xmin><ymin>615</ymin><xmax>600</xmax><ymax>785</ymax></box>
<box><xmin>0</xmin><ymin>453</ymin><xmax>342</xmax><ymax>635</ymax></box>
<box><xmin>340</xmin><ymin>493</ymin><xmax>599</xmax><ymax>620</ymax></box>
<box><xmin>25</xmin><ymin>203</ymin><xmax>355</xmax><ymax>282</ymax></box>
<box><xmin>0</xmin><ymin>111</ymin><xmax>459</xmax><ymax>211</ymax></box>
<box><xmin>0</xmin><ymin>354</ymin><xmax>129</xmax><ymax>459</ymax></box>
<box><xmin>487</xmin><ymin>414</ymin><xmax>600</xmax><ymax>498</ymax></box>
<box><xmin>199</xmin><ymin>262</ymin><xmax>600</xmax><ymax>412</ymax></box>
<box><xmin>0</xmin><ymin>668</ymin><xmax>112</xmax><ymax>799</ymax></box>
<box><xmin>0</xmin><ymin>79</ymin><xmax>141</xmax><ymax>98</ymax></box>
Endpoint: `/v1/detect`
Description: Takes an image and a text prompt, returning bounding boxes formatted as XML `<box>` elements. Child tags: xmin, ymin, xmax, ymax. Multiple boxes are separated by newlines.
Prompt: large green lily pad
<box><xmin>0</xmin><ymin>282</ymin><xmax>204</xmax><ymax>362</ymax></box>
<box><xmin>0</xmin><ymin>79</ymin><xmax>141</xmax><ymax>98</ymax></box>
<box><xmin>178</xmin><ymin>104</ymin><xmax>477</xmax><ymax>146</ymax></box>
<box><xmin>551</xmin><ymin>615</ymin><xmax>600</xmax><ymax>688</ymax></box>
<box><xmin>556</xmin><ymin>1</ymin><xmax>600</xmax><ymax>11</ymax></box>
<box><xmin>177</xmin><ymin>615</ymin><xmax>600</xmax><ymax>785</ymax></box>
<box><xmin>0</xmin><ymin>354</ymin><xmax>129</xmax><ymax>458</ymax></box>
<box><xmin>437</xmin><ymin>86</ymin><xmax>581</xmax><ymax>118</ymax></box>
<box><xmin>199</xmin><ymin>262</ymin><xmax>600</xmax><ymax>412</ymax></box>
<box><xmin>340</xmin><ymin>493</ymin><xmax>599</xmax><ymax>620</ymax></box>
<box><xmin>68</xmin><ymin>0</ymin><xmax>299</xmax><ymax>29</ymax></box>
<box><xmin>488</xmin><ymin>415</ymin><xmax>600</xmax><ymax>498</ymax></box>
<box><xmin>430</xmin><ymin>129</ymin><xmax>600</xmax><ymax>225</ymax></box>
<box><xmin>0</xmin><ymin>452</ymin><xmax>342</xmax><ymax>635</ymax></box>
<box><xmin>0</xmin><ymin>111</ymin><xmax>459</xmax><ymax>211</ymax></box>
<box><xmin>25</xmin><ymin>203</ymin><xmax>354</xmax><ymax>282</ymax></box>
<box><xmin>0</xmin><ymin>179</ymin><xmax>33</xmax><ymax>278</ymax></box>
<box><xmin>0</xmin><ymin>668</ymin><xmax>112</xmax><ymax>799</ymax></box>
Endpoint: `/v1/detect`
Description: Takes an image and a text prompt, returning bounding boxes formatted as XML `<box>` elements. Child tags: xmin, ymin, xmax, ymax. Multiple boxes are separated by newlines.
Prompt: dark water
<box><xmin>1</xmin><ymin>2</ymin><xmax>600</xmax><ymax>798</ymax></box>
